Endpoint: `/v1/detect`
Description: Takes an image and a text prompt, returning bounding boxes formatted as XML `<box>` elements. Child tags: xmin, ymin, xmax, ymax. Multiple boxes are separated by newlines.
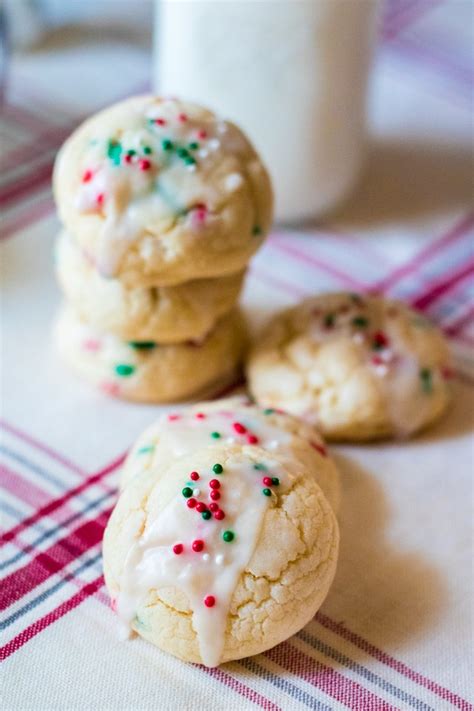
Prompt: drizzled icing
<box><xmin>74</xmin><ymin>98</ymin><xmax>259</xmax><ymax>277</ymax></box>
<box><xmin>115</xmin><ymin>449</ymin><xmax>288</xmax><ymax>667</ymax></box>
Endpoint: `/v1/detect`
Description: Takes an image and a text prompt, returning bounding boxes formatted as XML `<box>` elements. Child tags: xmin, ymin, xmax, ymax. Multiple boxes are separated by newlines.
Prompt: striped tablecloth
<box><xmin>1</xmin><ymin>2</ymin><xmax>473</xmax><ymax>709</ymax></box>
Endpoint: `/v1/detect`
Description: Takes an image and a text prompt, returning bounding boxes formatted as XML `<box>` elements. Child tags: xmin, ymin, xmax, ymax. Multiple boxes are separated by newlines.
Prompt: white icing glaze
<box><xmin>116</xmin><ymin>451</ymin><xmax>287</xmax><ymax>667</ymax></box>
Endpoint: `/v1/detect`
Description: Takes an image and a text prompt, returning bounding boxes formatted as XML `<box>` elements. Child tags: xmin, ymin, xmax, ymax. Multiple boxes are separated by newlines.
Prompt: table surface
<box><xmin>1</xmin><ymin>1</ymin><xmax>473</xmax><ymax>710</ymax></box>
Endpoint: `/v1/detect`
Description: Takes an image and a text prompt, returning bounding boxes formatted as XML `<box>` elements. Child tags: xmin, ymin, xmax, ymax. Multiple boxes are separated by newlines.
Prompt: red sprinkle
<box><xmin>209</xmin><ymin>502</ymin><xmax>219</xmax><ymax>512</ymax></box>
<box><xmin>214</xmin><ymin>509</ymin><xmax>225</xmax><ymax>520</ymax></box>
<box><xmin>82</xmin><ymin>170</ymin><xmax>93</xmax><ymax>183</ymax></box>
<box><xmin>210</xmin><ymin>490</ymin><xmax>220</xmax><ymax>501</ymax></box>
<box><xmin>247</xmin><ymin>434</ymin><xmax>259</xmax><ymax>445</ymax></box>
<box><xmin>155</xmin><ymin>118</ymin><xmax>166</xmax><ymax>126</ymax></box>
<box><xmin>96</xmin><ymin>193</ymin><xmax>104</xmax><ymax>206</ymax></box>
<box><xmin>310</xmin><ymin>440</ymin><xmax>327</xmax><ymax>457</ymax></box>
<box><xmin>371</xmin><ymin>355</ymin><xmax>384</xmax><ymax>366</ymax></box>
<box><xmin>192</xmin><ymin>539</ymin><xmax>204</xmax><ymax>552</ymax></box>
<box><xmin>168</xmin><ymin>414</ymin><xmax>181</xmax><ymax>421</ymax></box>
<box><xmin>204</xmin><ymin>595</ymin><xmax>215</xmax><ymax>608</ymax></box>
<box><xmin>138</xmin><ymin>158</ymin><xmax>151</xmax><ymax>171</ymax></box>
<box><xmin>173</xmin><ymin>543</ymin><xmax>184</xmax><ymax>555</ymax></box>
<box><xmin>190</xmin><ymin>471</ymin><xmax>200</xmax><ymax>481</ymax></box>
<box><xmin>186</xmin><ymin>498</ymin><xmax>197</xmax><ymax>509</ymax></box>
<box><xmin>124</xmin><ymin>154</ymin><xmax>133</xmax><ymax>164</ymax></box>
<box><xmin>262</xmin><ymin>477</ymin><xmax>273</xmax><ymax>487</ymax></box>
<box><xmin>196</xmin><ymin>502</ymin><xmax>207</xmax><ymax>513</ymax></box>
<box><xmin>197</xmin><ymin>129</ymin><xmax>207</xmax><ymax>139</ymax></box>
<box><xmin>209</xmin><ymin>479</ymin><xmax>220</xmax><ymax>489</ymax></box>
<box><xmin>373</xmin><ymin>331</ymin><xmax>389</xmax><ymax>349</ymax></box>
<box><xmin>233</xmin><ymin>422</ymin><xmax>247</xmax><ymax>434</ymax></box>
<box><xmin>178</xmin><ymin>113</ymin><xmax>188</xmax><ymax>122</ymax></box>
<box><xmin>195</xmin><ymin>412</ymin><xmax>206</xmax><ymax>419</ymax></box>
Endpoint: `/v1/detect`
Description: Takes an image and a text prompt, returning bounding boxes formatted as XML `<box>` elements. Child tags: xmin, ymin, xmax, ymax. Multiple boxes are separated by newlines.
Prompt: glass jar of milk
<box><xmin>155</xmin><ymin>0</ymin><xmax>378</xmax><ymax>223</ymax></box>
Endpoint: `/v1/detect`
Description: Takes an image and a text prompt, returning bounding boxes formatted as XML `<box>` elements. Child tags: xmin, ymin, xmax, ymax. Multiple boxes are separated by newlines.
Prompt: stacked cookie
<box><xmin>53</xmin><ymin>96</ymin><xmax>273</xmax><ymax>402</ymax></box>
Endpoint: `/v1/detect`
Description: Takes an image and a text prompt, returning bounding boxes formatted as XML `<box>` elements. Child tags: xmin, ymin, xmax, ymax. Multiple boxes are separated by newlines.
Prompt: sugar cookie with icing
<box><xmin>55</xmin><ymin>305</ymin><xmax>247</xmax><ymax>403</ymax></box>
<box><xmin>55</xmin><ymin>231</ymin><xmax>245</xmax><ymax>343</ymax></box>
<box><xmin>53</xmin><ymin>95</ymin><xmax>273</xmax><ymax>288</ymax></box>
<box><xmin>103</xmin><ymin>444</ymin><xmax>339</xmax><ymax>666</ymax></box>
<box><xmin>247</xmin><ymin>293</ymin><xmax>452</xmax><ymax>440</ymax></box>
<box><xmin>121</xmin><ymin>395</ymin><xmax>340</xmax><ymax>512</ymax></box>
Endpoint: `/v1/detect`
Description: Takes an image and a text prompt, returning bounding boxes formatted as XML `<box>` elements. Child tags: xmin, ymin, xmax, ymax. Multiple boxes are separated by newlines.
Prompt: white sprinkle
<box><xmin>352</xmin><ymin>332</ymin><xmax>365</xmax><ymax>345</ymax></box>
<box><xmin>187</xmin><ymin>163</ymin><xmax>197</xmax><ymax>172</ymax></box>
<box><xmin>374</xmin><ymin>364</ymin><xmax>388</xmax><ymax>377</ymax></box>
<box><xmin>225</xmin><ymin>437</ymin><xmax>236</xmax><ymax>445</ymax></box>
<box><xmin>215</xmin><ymin>554</ymin><xmax>224</xmax><ymax>566</ymax></box>
<box><xmin>202</xmin><ymin>553</ymin><xmax>210</xmax><ymax>562</ymax></box>
<box><xmin>267</xmin><ymin>440</ymin><xmax>279</xmax><ymax>450</ymax></box>
<box><xmin>193</xmin><ymin>488</ymin><xmax>200</xmax><ymax>497</ymax></box>
<box><xmin>217</xmin><ymin>122</ymin><xmax>228</xmax><ymax>134</ymax></box>
<box><xmin>208</xmin><ymin>138</ymin><xmax>220</xmax><ymax>151</ymax></box>
<box><xmin>198</xmin><ymin>148</ymin><xmax>209</xmax><ymax>159</ymax></box>
<box><xmin>225</xmin><ymin>172</ymin><xmax>243</xmax><ymax>192</ymax></box>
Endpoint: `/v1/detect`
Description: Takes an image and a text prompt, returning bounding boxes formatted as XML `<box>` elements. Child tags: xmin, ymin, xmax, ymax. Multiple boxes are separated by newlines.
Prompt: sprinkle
<box><xmin>192</xmin><ymin>539</ymin><xmax>204</xmax><ymax>552</ymax></box>
<box><xmin>168</xmin><ymin>413</ymin><xmax>180</xmax><ymax>421</ymax></box>
<box><xmin>233</xmin><ymin>422</ymin><xmax>247</xmax><ymax>434</ymax></box>
<box><xmin>214</xmin><ymin>509</ymin><xmax>225</xmax><ymax>520</ymax></box>
<box><xmin>127</xmin><ymin>149</ymin><xmax>137</xmax><ymax>156</ymax></box>
<box><xmin>420</xmin><ymin>368</ymin><xmax>433</xmax><ymax>393</ymax></box>
<box><xmin>271</xmin><ymin>477</ymin><xmax>280</xmax><ymax>486</ymax></box>
<box><xmin>173</xmin><ymin>543</ymin><xmax>184</xmax><ymax>555</ymax></box>
<box><xmin>197</xmin><ymin>129</ymin><xmax>207</xmax><ymax>140</ymax></box>
<box><xmin>115</xmin><ymin>364</ymin><xmax>135</xmax><ymax>377</ymax></box>
<box><xmin>204</xmin><ymin>595</ymin><xmax>215</xmax><ymax>608</ymax></box>
<box><xmin>128</xmin><ymin>341</ymin><xmax>155</xmax><ymax>350</ymax></box>
<box><xmin>137</xmin><ymin>445</ymin><xmax>154</xmax><ymax>454</ymax></box>
<box><xmin>352</xmin><ymin>316</ymin><xmax>369</xmax><ymax>328</ymax></box>
<box><xmin>209</xmin><ymin>479</ymin><xmax>220</xmax><ymax>489</ymax></box>
<box><xmin>195</xmin><ymin>412</ymin><xmax>206</xmax><ymax>419</ymax></box>
<box><xmin>124</xmin><ymin>154</ymin><xmax>133</xmax><ymax>164</ymax></box>
<box><xmin>107</xmin><ymin>139</ymin><xmax>122</xmax><ymax>165</ymax></box>
<box><xmin>202</xmin><ymin>510</ymin><xmax>212</xmax><ymax>520</ymax></box>
<box><xmin>254</xmin><ymin>463</ymin><xmax>267</xmax><ymax>471</ymax></box>
<box><xmin>82</xmin><ymin>338</ymin><xmax>101</xmax><ymax>352</ymax></box>
<box><xmin>202</xmin><ymin>553</ymin><xmax>210</xmax><ymax>562</ymax></box>
<box><xmin>192</xmin><ymin>488</ymin><xmax>200</xmax><ymax>497</ymax></box>
<box><xmin>209</xmin><ymin>502</ymin><xmax>219</xmax><ymax>512</ymax></box>
<box><xmin>182</xmin><ymin>487</ymin><xmax>193</xmax><ymax>498</ymax></box>
<box><xmin>143</xmin><ymin>146</ymin><xmax>152</xmax><ymax>155</ymax></box>
<box><xmin>177</xmin><ymin>147</ymin><xmax>189</xmax><ymax>159</ymax></box>
<box><xmin>162</xmin><ymin>139</ymin><xmax>174</xmax><ymax>151</ymax></box>
<box><xmin>215</xmin><ymin>554</ymin><xmax>224</xmax><ymax>565</ymax></box>
<box><xmin>186</xmin><ymin>498</ymin><xmax>197</xmax><ymax>509</ymax></box>
<box><xmin>310</xmin><ymin>440</ymin><xmax>327</xmax><ymax>457</ymax></box>
<box><xmin>247</xmin><ymin>434</ymin><xmax>259</xmax><ymax>445</ymax></box>
<box><xmin>184</xmin><ymin>156</ymin><xmax>196</xmax><ymax>166</ymax></box>
<box><xmin>211</xmin><ymin>431</ymin><xmax>221</xmax><ymax>439</ymax></box>
<box><xmin>252</xmin><ymin>225</ymin><xmax>262</xmax><ymax>236</ymax></box>
<box><xmin>154</xmin><ymin>118</ymin><xmax>166</xmax><ymax>126</ymax></box>
<box><xmin>324</xmin><ymin>313</ymin><xmax>335</xmax><ymax>329</ymax></box>
<box><xmin>262</xmin><ymin>477</ymin><xmax>273</xmax><ymax>486</ymax></box>
<box><xmin>372</xmin><ymin>331</ymin><xmax>389</xmax><ymax>350</ymax></box>
<box><xmin>82</xmin><ymin>170</ymin><xmax>93</xmax><ymax>183</ymax></box>
<box><xmin>190</xmin><ymin>471</ymin><xmax>200</xmax><ymax>481</ymax></box>
<box><xmin>196</xmin><ymin>502</ymin><xmax>207</xmax><ymax>513</ymax></box>
<box><xmin>262</xmin><ymin>488</ymin><xmax>272</xmax><ymax>497</ymax></box>
<box><xmin>210</xmin><ymin>490</ymin><xmax>220</xmax><ymax>501</ymax></box>
<box><xmin>138</xmin><ymin>158</ymin><xmax>151</xmax><ymax>171</ymax></box>
<box><xmin>178</xmin><ymin>113</ymin><xmax>188</xmax><ymax>122</ymax></box>
<box><xmin>212</xmin><ymin>463</ymin><xmax>223</xmax><ymax>474</ymax></box>
<box><xmin>222</xmin><ymin>530</ymin><xmax>235</xmax><ymax>543</ymax></box>
<box><xmin>263</xmin><ymin>408</ymin><xmax>274</xmax><ymax>415</ymax></box>
<box><xmin>441</xmin><ymin>366</ymin><xmax>454</xmax><ymax>380</ymax></box>
<box><xmin>188</xmin><ymin>142</ymin><xmax>199</xmax><ymax>150</ymax></box>
<box><xmin>96</xmin><ymin>193</ymin><xmax>105</xmax><ymax>206</ymax></box>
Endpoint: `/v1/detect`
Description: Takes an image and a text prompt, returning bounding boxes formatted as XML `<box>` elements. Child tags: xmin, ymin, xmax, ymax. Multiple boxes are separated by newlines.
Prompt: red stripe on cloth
<box><xmin>0</xmin><ymin>452</ymin><xmax>124</xmax><ymax>546</ymax></box>
<box><xmin>316</xmin><ymin>613</ymin><xmax>472</xmax><ymax>711</ymax></box>
<box><xmin>248</xmin><ymin>265</ymin><xmax>308</xmax><ymax>299</ymax></box>
<box><xmin>1</xmin><ymin>463</ymin><xmax>53</xmax><ymax>509</ymax></box>
<box><xmin>0</xmin><ymin>161</ymin><xmax>53</xmax><ymax>207</ymax></box>
<box><xmin>0</xmin><ymin>508</ymin><xmax>111</xmax><ymax>612</ymax></box>
<box><xmin>205</xmin><ymin>668</ymin><xmax>281</xmax><ymax>711</ymax></box>
<box><xmin>0</xmin><ymin>196</ymin><xmax>54</xmax><ymax>240</ymax></box>
<box><xmin>371</xmin><ymin>213</ymin><xmax>474</xmax><ymax>293</ymax></box>
<box><xmin>411</xmin><ymin>261</ymin><xmax>474</xmax><ymax>310</ymax></box>
<box><xmin>1</xmin><ymin>125</ymin><xmax>73</xmax><ymax>170</ymax></box>
<box><xmin>444</xmin><ymin>307</ymin><xmax>474</xmax><ymax>336</ymax></box>
<box><xmin>266</xmin><ymin>640</ymin><xmax>397</xmax><ymax>711</ymax></box>
<box><xmin>0</xmin><ymin>574</ymin><xmax>104</xmax><ymax>661</ymax></box>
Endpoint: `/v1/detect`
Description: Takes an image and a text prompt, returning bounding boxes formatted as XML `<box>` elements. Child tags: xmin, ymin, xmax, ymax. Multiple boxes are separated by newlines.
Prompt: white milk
<box><xmin>155</xmin><ymin>0</ymin><xmax>378</xmax><ymax>223</ymax></box>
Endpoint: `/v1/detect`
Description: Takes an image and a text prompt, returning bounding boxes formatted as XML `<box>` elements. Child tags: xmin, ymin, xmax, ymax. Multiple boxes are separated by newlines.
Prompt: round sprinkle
<box><xmin>195</xmin><ymin>412</ymin><xmax>206</xmax><ymax>419</ymax></box>
<box><xmin>324</xmin><ymin>313</ymin><xmax>335</xmax><ymax>329</ymax></box>
<box><xmin>254</xmin><ymin>463</ymin><xmax>267</xmax><ymax>471</ymax></box>
<box><xmin>162</xmin><ymin>138</ymin><xmax>174</xmax><ymax>151</ymax></box>
<box><xmin>352</xmin><ymin>316</ymin><xmax>369</xmax><ymax>328</ymax></box>
<box><xmin>233</xmin><ymin>422</ymin><xmax>247</xmax><ymax>434</ymax></box>
<box><xmin>271</xmin><ymin>477</ymin><xmax>280</xmax><ymax>486</ymax></box>
<box><xmin>262</xmin><ymin>488</ymin><xmax>272</xmax><ymax>497</ymax></box>
<box><xmin>247</xmin><ymin>434</ymin><xmax>259</xmax><ymax>445</ymax></box>
<box><xmin>263</xmin><ymin>408</ymin><xmax>275</xmax><ymax>415</ymax></box>
<box><xmin>82</xmin><ymin>169</ymin><xmax>93</xmax><ymax>183</ymax></box>
<box><xmin>202</xmin><ymin>510</ymin><xmax>212</xmax><ymax>520</ymax></box>
<box><xmin>96</xmin><ymin>193</ymin><xmax>105</xmax><ymax>206</ymax></box>
<box><xmin>154</xmin><ymin>117</ymin><xmax>166</xmax><ymax>126</ymax></box>
<box><xmin>262</xmin><ymin>476</ymin><xmax>273</xmax><ymax>487</ymax></box>
<box><xmin>188</xmin><ymin>142</ymin><xmax>199</xmax><ymax>150</ymax></box>
<box><xmin>182</xmin><ymin>487</ymin><xmax>193</xmax><ymax>498</ymax></box>
<box><xmin>190</xmin><ymin>471</ymin><xmax>200</xmax><ymax>481</ymax></box>
<box><xmin>186</xmin><ymin>498</ymin><xmax>197</xmax><ymax>509</ymax></box>
<box><xmin>138</xmin><ymin>158</ymin><xmax>151</xmax><ymax>171</ymax></box>
<box><xmin>214</xmin><ymin>509</ymin><xmax>225</xmax><ymax>520</ymax></box>
<box><xmin>204</xmin><ymin>595</ymin><xmax>215</xmax><ymax>608</ymax></box>
<box><xmin>192</xmin><ymin>539</ymin><xmax>204</xmax><ymax>552</ymax></box>
<box><xmin>212</xmin><ymin>463</ymin><xmax>223</xmax><ymax>474</ymax></box>
<box><xmin>197</xmin><ymin>129</ymin><xmax>207</xmax><ymax>139</ymax></box>
<box><xmin>210</xmin><ymin>490</ymin><xmax>220</xmax><ymax>501</ymax></box>
<box><xmin>209</xmin><ymin>479</ymin><xmax>220</xmax><ymax>489</ymax></box>
<box><xmin>193</xmin><ymin>488</ymin><xmax>200</xmax><ymax>497</ymax></box>
<box><xmin>372</xmin><ymin>331</ymin><xmax>389</xmax><ymax>350</ymax></box>
<box><xmin>209</xmin><ymin>502</ymin><xmax>219</xmax><ymax>512</ymax></box>
<box><xmin>222</xmin><ymin>530</ymin><xmax>235</xmax><ymax>543</ymax></box>
<box><xmin>168</xmin><ymin>413</ymin><xmax>180</xmax><ymax>421</ymax></box>
<box><xmin>178</xmin><ymin>113</ymin><xmax>188</xmax><ymax>122</ymax></box>
<box><xmin>196</xmin><ymin>502</ymin><xmax>207</xmax><ymax>513</ymax></box>
<box><xmin>115</xmin><ymin>364</ymin><xmax>135</xmax><ymax>377</ymax></box>
<box><xmin>143</xmin><ymin>146</ymin><xmax>152</xmax><ymax>155</ymax></box>
<box><xmin>173</xmin><ymin>543</ymin><xmax>183</xmax><ymax>555</ymax></box>
<box><xmin>211</xmin><ymin>432</ymin><xmax>221</xmax><ymax>439</ymax></box>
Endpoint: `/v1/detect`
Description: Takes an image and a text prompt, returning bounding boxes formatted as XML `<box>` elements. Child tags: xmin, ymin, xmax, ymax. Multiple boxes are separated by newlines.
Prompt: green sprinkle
<box><xmin>352</xmin><ymin>316</ymin><xmax>369</xmax><ymax>328</ymax></box>
<box><xmin>182</xmin><ymin>487</ymin><xmax>193</xmax><ymax>498</ymax></box>
<box><xmin>128</xmin><ymin>341</ymin><xmax>156</xmax><ymax>350</ymax></box>
<box><xmin>262</xmin><ymin>488</ymin><xmax>272</xmax><ymax>497</ymax></box>
<box><xmin>177</xmin><ymin>147</ymin><xmax>189</xmax><ymax>158</ymax></box>
<box><xmin>184</xmin><ymin>156</ymin><xmax>196</xmax><ymax>166</ymax></box>
<box><xmin>137</xmin><ymin>445</ymin><xmax>155</xmax><ymax>455</ymax></box>
<box><xmin>115</xmin><ymin>364</ymin><xmax>135</xmax><ymax>377</ymax></box>
<box><xmin>127</xmin><ymin>149</ymin><xmax>136</xmax><ymax>156</ymax></box>
<box><xmin>420</xmin><ymin>368</ymin><xmax>433</xmax><ymax>394</ymax></box>
<box><xmin>211</xmin><ymin>431</ymin><xmax>221</xmax><ymax>439</ymax></box>
<box><xmin>253</xmin><ymin>463</ymin><xmax>267</xmax><ymax>471</ymax></box>
<box><xmin>263</xmin><ymin>408</ymin><xmax>275</xmax><ymax>415</ymax></box>
<box><xmin>143</xmin><ymin>146</ymin><xmax>152</xmax><ymax>155</ymax></box>
<box><xmin>252</xmin><ymin>225</ymin><xmax>262</xmax><ymax>236</ymax></box>
<box><xmin>202</xmin><ymin>510</ymin><xmax>212</xmax><ymax>520</ymax></box>
<box><xmin>271</xmin><ymin>477</ymin><xmax>280</xmax><ymax>486</ymax></box>
<box><xmin>107</xmin><ymin>139</ymin><xmax>122</xmax><ymax>166</ymax></box>
<box><xmin>222</xmin><ymin>530</ymin><xmax>235</xmax><ymax>543</ymax></box>
<box><xmin>188</xmin><ymin>142</ymin><xmax>199</xmax><ymax>150</ymax></box>
<box><xmin>213</xmin><ymin>463</ymin><xmax>223</xmax><ymax>474</ymax></box>
<box><xmin>162</xmin><ymin>139</ymin><xmax>174</xmax><ymax>151</ymax></box>
<box><xmin>324</xmin><ymin>313</ymin><xmax>335</xmax><ymax>328</ymax></box>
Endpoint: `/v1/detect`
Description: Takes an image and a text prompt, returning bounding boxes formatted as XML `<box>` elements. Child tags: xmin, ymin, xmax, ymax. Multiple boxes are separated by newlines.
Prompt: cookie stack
<box><xmin>52</xmin><ymin>96</ymin><xmax>273</xmax><ymax>402</ymax></box>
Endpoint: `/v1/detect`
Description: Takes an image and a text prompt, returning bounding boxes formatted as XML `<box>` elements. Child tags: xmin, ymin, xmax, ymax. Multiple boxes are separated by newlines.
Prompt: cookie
<box><xmin>55</xmin><ymin>305</ymin><xmax>247</xmax><ymax>403</ymax></box>
<box><xmin>55</xmin><ymin>232</ymin><xmax>245</xmax><ymax>343</ymax></box>
<box><xmin>53</xmin><ymin>95</ymin><xmax>273</xmax><ymax>288</ymax></box>
<box><xmin>121</xmin><ymin>395</ymin><xmax>340</xmax><ymax>512</ymax></box>
<box><xmin>247</xmin><ymin>292</ymin><xmax>452</xmax><ymax>440</ymax></box>
<box><xmin>103</xmin><ymin>443</ymin><xmax>339</xmax><ymax>666</ymax></box>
